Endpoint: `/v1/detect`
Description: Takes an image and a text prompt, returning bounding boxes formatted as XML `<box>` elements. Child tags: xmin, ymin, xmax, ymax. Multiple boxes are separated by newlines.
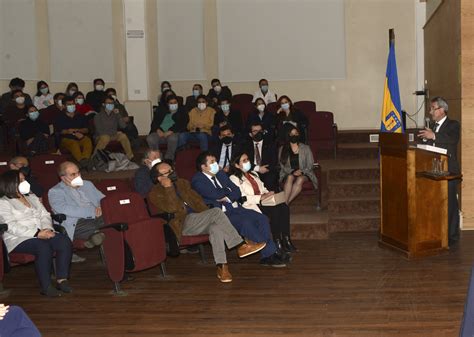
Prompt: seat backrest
<box><xmin>233</xmin><ymin>102</ymin><xmax>254</xmax><ymax>126</ymax></box>
<box><xmin>294</xmin><ymin>101</ymin><xmax>317</xmax><ymax>115</ymax></box>
<box><xmin>308</xmin><ymin>111</ymin><xmax>335</xmax><ymax>141</ymax></box>
<box><xmin>29</xmin><ymin>154</ymin><xmax>69</xmax><ymax>175</ymax></box>
<box><xmin>176</xmin><ymin>96</ymin><xmax>184</xmax><ymax>107</ymax></box>
<box><xmin>101</xmin><ymin>191</ymin><xmax>150</xmax><ymax>224</ymax></box>
<box><xmin>95</xmin><ymin>179</ymin><xmax>133</xmax><ymax>196</ymax></box>
<box><xmin>175</xmin><ymin>148</ymin><xmax>201</xmax><ymax>181</ymax></box>
<box><xmin>267</xmin><ymin>102</ymin><xmax>279</xmax><ymax>115</ymax></box>
<box><xmin>232</xmin><ymin>93</ymin><xmax>253</xmax><ymax>105</ymax></box>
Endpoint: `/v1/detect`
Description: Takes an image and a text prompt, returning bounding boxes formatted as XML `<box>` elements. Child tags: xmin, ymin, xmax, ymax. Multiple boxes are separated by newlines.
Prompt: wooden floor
<box><xmin>4</xmin><ymin>232</ymin><xmax>474</xmax><ymax>337</ymax></box>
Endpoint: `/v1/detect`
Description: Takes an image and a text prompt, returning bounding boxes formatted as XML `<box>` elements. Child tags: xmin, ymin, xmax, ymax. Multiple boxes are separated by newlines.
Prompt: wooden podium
<box><xmin>379</xmin><ymin>133</ymin><xmax>458</xmax><ymax>258</ymax></box>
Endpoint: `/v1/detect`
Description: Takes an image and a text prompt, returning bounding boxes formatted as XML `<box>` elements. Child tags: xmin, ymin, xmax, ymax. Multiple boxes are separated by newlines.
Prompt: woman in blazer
<box><xmin>0</xmin><ymin>170</ymin><xmax>72</xmax><ymax>297</ymax></box>
<box><xmin>230</xmin><ymin>152</ymin><xmax>296</xmax><ymax>253</ymax></box>
<box><xmin>279</xmin><ymin>126</ymin><xmax>318</xmax><ymax>204</ymax></box>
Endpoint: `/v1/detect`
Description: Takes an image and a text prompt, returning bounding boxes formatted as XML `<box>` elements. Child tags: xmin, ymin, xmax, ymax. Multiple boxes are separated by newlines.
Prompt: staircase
<box><xmin>290</xmin><ymin>130</ymin><xmax>381</xmax><ymax>239</ymax></box>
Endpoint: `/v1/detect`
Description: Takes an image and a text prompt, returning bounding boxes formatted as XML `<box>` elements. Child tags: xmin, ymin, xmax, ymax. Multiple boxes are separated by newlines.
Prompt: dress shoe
<box><xmin>217</xmin><ymin>264</ymin><xmax>232</xmax><ymax>283</ymax></box>
<box><xmin>237</xmin><ymin>240</ymin><xmax>266</xmax><ymax>258</ymax></box>
<box><xmin>56</xmin><ymin>280</ymin><xmax>73</xmax><ymax>293</ymax></box>
<box><xmin>282</xmin><ymin>235</ymin><xmax>297</xmax><ymax>253</ymax></box>
<box><xmin>41</xmin><ymin>284</ymin><xmax>61</xmax><ymax>297</ymax></box>
<box><xmin>260</xmin><ymin>253</ymin><xmax>287</xmax><ymax>268</ymax></box>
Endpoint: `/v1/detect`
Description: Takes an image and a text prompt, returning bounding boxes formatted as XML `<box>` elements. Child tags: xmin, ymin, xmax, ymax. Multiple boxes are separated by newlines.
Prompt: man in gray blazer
<box><xmin>48</xmin><ymin>161</ymin><xmax>105</xmax><ymax>262</ymax></box>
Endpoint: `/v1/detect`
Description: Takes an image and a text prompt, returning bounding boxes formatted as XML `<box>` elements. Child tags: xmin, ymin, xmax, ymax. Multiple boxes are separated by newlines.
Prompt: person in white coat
<box><xmin>229</xmin><ymin>152</ymin><xmax>296</xmax><ymax>253</ymax></box>
<box><xmin>0</xmin><ymin>170</ymin><xmax>72</xmax><ymax>297</ymax></box>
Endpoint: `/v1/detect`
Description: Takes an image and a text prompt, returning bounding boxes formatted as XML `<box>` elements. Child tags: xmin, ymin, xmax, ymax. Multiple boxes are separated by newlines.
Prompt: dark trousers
<box><xmin>0</xmin><ymin>306</ymin><xmax>41</xmax><ymax>337</ymax></box>
<box><xmin>225</xmin><ymin>207</ymin><xmax>276</xmax><ymax>258</ymax></box>
<box><xmin>258</xmin><ymin>170</ymin><xmax>280</xmax><ymax>192</ymax></box>
<box><xmin>260</xmin><ymin>203</ymin><xmax>290</xmax><ymax>239</ymax></box>
<box><xmin>448</xmin><ymin>179</ymin><xmax>460</xmax><ymax>243</ymax></box>
<box><xmin>12</xmin><ymin>234</ymin><xmax>72</xmax><ymax>292</ymax></box>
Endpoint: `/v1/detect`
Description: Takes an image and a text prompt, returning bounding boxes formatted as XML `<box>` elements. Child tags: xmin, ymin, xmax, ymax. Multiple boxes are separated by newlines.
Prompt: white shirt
<box><xmin>252</xmin><ymin>89</ymin><xmax>277</xmax><ymax>104</ymax></box>
<box><xmin>252</xmin><ymin>140</ymin><xmax>263</xmax><ymax>172</ymax></box>
<box><xmin>33</xmin><ymin>94</ymin><xmax>54</xmax><ymax>110</ymax></box>
<box><xmin>434</xmin><ymin>115</ymin><xmax>447</xmax><ymax>132</ymax></box>
<box><xmin>202</xmin><ymin>172</ymin><xmax>236</xmax><ymax>211</ymax></box>
<box><xmin>218</xmin><ymin>143</ymin><xmax>232</xmax><ymax>168</ymax></box>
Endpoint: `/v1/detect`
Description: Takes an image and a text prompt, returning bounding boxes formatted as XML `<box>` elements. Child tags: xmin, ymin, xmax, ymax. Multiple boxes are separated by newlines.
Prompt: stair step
<box><xmin>336</xmin><ymin>145</ymin><xmax>379</xmax><ymax>160</ymax></box>
<box><xmin>328</xmin><ymin>196</ymin><xmax>380</xmax><ymax>214</ymax></box>
<box><xmin>329</xmin><ymin>214</ymin><xmax>380</xmax><ymax>233</ymax></box>
<box><xmin>328</xmin><ymin>180</ymin><xmax>380</xmax><ymax>199</ymax></box>
<box><xmin>328</xmin><ymin>168</ymin><xmax>380</xmax><ymax>182</ymax></box>
<box><xmin>290</xmin><ymin>210</ymin><xmax>329</xmax><ymax>240</ymax></box>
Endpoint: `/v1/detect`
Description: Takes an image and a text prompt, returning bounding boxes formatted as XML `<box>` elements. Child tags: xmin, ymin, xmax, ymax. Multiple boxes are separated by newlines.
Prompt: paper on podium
<box><xmin>416</xmin><ymin>144</ymin><xmax>447</xmax><ymax>155</ymax></box>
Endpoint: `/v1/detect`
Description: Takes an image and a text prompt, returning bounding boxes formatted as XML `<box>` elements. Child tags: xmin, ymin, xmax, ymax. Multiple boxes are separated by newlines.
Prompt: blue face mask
<box><xmin>281</xmin><ymin>103</ymin><xmax>290</xmax><ymax>110</ymax></box>
<box><xmin>40</xmin><ymin>87</ymin><xmax>49</xmax><ymax>95</ymax></box>
<box><xmin>66</xmin><ymin>105</ymin><xmax>76</xmax><ymax>113</ymax></box>
<box><xmin>260</xmin><ymin>85</ymin><xmax>268</xmax><ymax>93</ymax></box>
<box><xmin>221</xmin><ymin>104</ymin><xmax>230</xmax><ymax>113</ymax></box>
<box><xmin>193</xmin><ymin>89</ymin><xmax>200</xmax><ymax>98</ymax></box>
<box><xmin>29</xmin><ymin>111</ymin><xmax>40</xmax><ymax>121</ymax></box>
<box><xmin>209</xmin><ymin>162</ymin><xmax>219</xmax><ymax>175</ymax></box>
<box><xmin>105</xmin><ymin>103</ymin><xmax>115</xmax><ymax>112</ymax></box>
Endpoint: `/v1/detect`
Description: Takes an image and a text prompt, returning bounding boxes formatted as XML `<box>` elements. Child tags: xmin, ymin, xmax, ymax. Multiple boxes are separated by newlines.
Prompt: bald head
<box><xmin>58</xmin><ymin>161</ymin><xmax>78</xmax><ymax>177</ymax></box>
<box><xmin>9</xmin><ymin>156</ymin><xmax>29</xmax><ymax>170</ymax></box>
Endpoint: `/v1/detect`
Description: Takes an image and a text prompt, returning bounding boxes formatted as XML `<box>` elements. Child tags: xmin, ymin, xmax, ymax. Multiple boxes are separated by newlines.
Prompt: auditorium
<box><xmin>0</xmin><ymin>0</ymin><xmax>473</xmax><ymax>336</ymax></box>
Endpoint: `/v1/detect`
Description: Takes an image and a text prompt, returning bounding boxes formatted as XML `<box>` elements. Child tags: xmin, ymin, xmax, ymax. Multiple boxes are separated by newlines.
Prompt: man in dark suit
<box><xmin>243</xmin><ymin>122</ymin><xmax>279</xmax><ymax>191</ymax></box>
<box><xmin>418</xmin><ymin>96</ymin><xmax>461</xmax><ymax>245</ymax></box>
<box><xmin>210</xmin><ymin>125</ymin><xmax>241</xmax><ymax>174</ymax></box>
<box><xmin>191</xmin><ymin>151</ymin><xmax>287</xmax><ymax>267</ymax></box>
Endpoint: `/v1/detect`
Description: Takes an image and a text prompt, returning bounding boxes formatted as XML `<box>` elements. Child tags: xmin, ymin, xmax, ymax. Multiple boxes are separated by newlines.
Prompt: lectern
<box><xmin>379</xmin><ymin>133</ymin><xmax>459</xmax><ymax>258</ymax></box>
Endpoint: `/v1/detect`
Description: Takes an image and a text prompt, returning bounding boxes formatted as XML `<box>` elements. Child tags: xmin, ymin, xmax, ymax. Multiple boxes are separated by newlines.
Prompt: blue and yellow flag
<box><xmin>380</xmin><ymin>41</ymin><xmax>404</xmax><ymax>133</ymax></box>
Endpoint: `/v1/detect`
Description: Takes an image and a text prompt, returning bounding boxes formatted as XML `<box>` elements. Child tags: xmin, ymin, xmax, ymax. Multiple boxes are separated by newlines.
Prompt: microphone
<box><xmin>424</xmin><ymin>117</ymin><xmax>431</xmax><ymax>129</ymax></box>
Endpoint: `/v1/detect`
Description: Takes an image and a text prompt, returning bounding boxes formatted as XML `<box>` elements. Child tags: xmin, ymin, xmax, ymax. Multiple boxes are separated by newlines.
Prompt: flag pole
<box><xmin>389</xmin><ymin>28</ymin><xmax>395</xmax><ymax>46</ymax></box>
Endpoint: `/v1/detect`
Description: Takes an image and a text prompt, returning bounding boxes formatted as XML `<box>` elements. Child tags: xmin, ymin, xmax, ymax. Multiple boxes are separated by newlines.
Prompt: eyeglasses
<box><xmin>430</xmin><ymin>107</ymin><xmax>441</xmax><ymax>112</ymax></box>
<box><xmin>157</xmin><ymin>170</ymin><xmax>172</xmax><ymax>177</ymax></box>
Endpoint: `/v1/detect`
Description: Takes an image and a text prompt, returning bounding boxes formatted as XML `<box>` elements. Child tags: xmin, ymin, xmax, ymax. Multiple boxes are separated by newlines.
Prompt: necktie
<box><xmin>434</xmin><ymin>122</ymin><xmax>440</xmax><ymax>132</ymax></box>
<box><xmin>255</xmin><ymin>143</ymin><xmax>262</xmax><ymax>166</ymax></box>
<box><xmin>211</xmin><ymin>176</ymin><xmax>219</xmax><ymax>189</ymax></box>
<box><xmin>246</xmin><ymin>173</ymin><xmax>261</xmax><ymax>195</ymax></box>
<box><xmin>223</xmin><ymin>145</ymin><xmax>230</xmax><ymax>168</ymax></box>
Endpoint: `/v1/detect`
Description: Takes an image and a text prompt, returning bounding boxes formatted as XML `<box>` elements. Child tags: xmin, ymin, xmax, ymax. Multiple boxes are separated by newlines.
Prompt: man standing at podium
<box><xmin>418</xmin><ymin>96</ymin><xmax>461</xmax><ymax>246</ymax></box>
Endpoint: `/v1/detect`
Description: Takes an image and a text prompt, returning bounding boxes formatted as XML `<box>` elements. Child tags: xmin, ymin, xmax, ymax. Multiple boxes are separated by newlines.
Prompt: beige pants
<box><xmin>95</xmin><ymin>132</ymin><xmax>133</xmax><ymax>159</ymax></box>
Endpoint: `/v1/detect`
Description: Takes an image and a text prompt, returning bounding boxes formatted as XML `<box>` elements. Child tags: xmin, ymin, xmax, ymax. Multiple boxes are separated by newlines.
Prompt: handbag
<box><xmin>261</xmin><ymin>192</ymin><xmax>286</xmax><ymax>206</ymax></box>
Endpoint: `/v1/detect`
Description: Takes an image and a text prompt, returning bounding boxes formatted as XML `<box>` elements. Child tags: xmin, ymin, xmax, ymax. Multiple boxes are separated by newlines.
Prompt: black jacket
<box><xmin>207</xmin><ymin>86</ymin><xmax>232</xmax><ymax>107</ymax></box>
<box><xmin>246</xmin><ymin>108</ymin><xmax>276</xmax><ymax>137</ymax></box>
<box><xmin>276</xmin><ymin>108</ymin><xmax>308</xmax><ymax>142</ymax></box>
<box><xmin>429</xmin><ymin>118</ymin><xmax>460</xmax><ymax>174</ymax></box>
<box><xmin>243</xmin><ymin>135</ymin><xmax>278</xmax><ymax>170</ymax></box>
<box><xmin>85</xmin><ymin>90</ymin><xmax>107</xmax><ymax>112</ymax></box>
<box><xmin>149</xmin><ymin>105</ymin><xmax>189</xmax><ymax>134</ymax></box>
<box><xmin>213</xmin><ymin>108</ymin><xmax>243</xmax><ymax>135</ymax></box>
<box><xmin>19</xmin><ymin>118</ymin><xmax>50</xmax><ymax>140</ymax></box>
<box><xmin>210</xmin><ymin>140</ymin><xmax>241</xmax><ymax>169</ymax></box>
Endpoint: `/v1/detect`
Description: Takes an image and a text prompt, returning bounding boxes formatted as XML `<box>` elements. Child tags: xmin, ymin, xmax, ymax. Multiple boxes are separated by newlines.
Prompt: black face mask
<box><xmin>252</xmin><ymin>132</ymin><xmax>264</xmax><ymax>142</ymax></box>
<box><xmin>19</xmin><ymin>166</ymin><xmax>31</xmax><ymax>178</ymax></box>
<box><xmin>222</xmin><ymin>136</ymin><xmax>233</xmax><ymax>145</ymax></box>
<box><xmin>168</xmin><ymin>172</ymin><xmax>178</xmax><ymax>183</ymax></box>
<box><xmin>289</xmin><ymin>135</ymin><xmax>300</xmax><ymax>144</ymax></box>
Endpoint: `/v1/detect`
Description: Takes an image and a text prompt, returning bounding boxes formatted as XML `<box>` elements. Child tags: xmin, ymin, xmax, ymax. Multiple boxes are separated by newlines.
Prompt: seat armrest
<box><xmin>52</xmin><ymin>213</ymin><xmax>66</xmax><ymax>224</ymax></box>
<box><xmin>151</xmin><ymin>213</ymin><xmax>175</xmax><ymax>221</ymax></box>
<box><xmin>102</xmin><ymin>222</ymin><xmax>128</xmax><ymax>232</ymax></box>
<box><xmin>0</xmin><ymin>223</ymin><xmax>7</xmax><ymax>234</ymax></box>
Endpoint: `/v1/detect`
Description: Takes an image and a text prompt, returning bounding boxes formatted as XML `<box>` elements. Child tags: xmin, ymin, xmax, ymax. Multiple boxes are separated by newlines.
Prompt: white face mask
<box><xmin>95</xmin><ymin>84</ymin><xmax>104</xmax><ymax>91</ymax></box>
<box><xmin>242</xmin><ymin>161</ymin><xmax>252</xmax><ymax>173</ymax></box>
<box><xmin>70</xmin><ymin>176</ymin><xmax>84</xmax><ymax>187</ymax></box>
<box><xmin>18</xmin><ymin>180</ymin><xmax>31</xmax><ymax>195</ymax></box>
<box><xmin>76</xmin><ymin>98</ymin><xmax>84</xmax><ymax>105</ymax></box>
<box><xmin>209</xmin><ymin>162</ymin><xmax>219</xmax><ymax>175</ymax></box>
<box><xmin>15</xmin><ymin>96</ymin><xmax>25</xmax><ymax>105</ymax></box>
<box><xmin>197</xmin><ymin>103</ymin><xmax>207</xmax><ymax>111</ymax></box>
<box><xmin>257</xmin><ymin>104</ymin><xmax>265</xmax><ymax>112</ymax></box>
<box><xmin>213</xmin><ymin>85</ymin><xmax>222</xmax><ymax>93</ymax></box>
<box><xmin>150</xmin><ymin>158</ymin><xmax>161</xmax><ymax>168</ymax></box>
<box><xmin>169</xmin><ymin>103</ymin><xmax>178</xmax><ymax>112</ymax></box>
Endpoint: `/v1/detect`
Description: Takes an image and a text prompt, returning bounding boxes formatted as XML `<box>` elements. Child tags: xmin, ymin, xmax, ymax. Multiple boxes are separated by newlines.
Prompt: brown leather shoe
<box><xmin>237</xmin><ymin>240</ymin><xmax>267</xmax><ymax>258</ymax></box>
<box><xmin>217</xmin><ymin>264</ymin><xmax>232</xmax><ymax>283</ymax></box>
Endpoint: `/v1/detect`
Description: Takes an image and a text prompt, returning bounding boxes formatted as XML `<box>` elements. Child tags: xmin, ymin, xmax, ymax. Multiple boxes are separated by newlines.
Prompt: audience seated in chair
<box><xmin>212</xmin><ymin>97</ymin><xmax>243</xmax><ymax>140</ymax></box>
<box><xmin>279</xmin><ymin>126</ymin><xmax>318</xmax><ymax>204</ymax></box>
<box><xmin>252</xmin><ymin>78</ymin><xmax>277</xmax><ymax>104</ymax></box>
<box><xmin>66</xmin><ymin>82</ymin><xmax>79</xmax><ymax>98</ymax></box>
<box><xmin>0</xmin><ymin>78</ymin><xmax>33</xmax><ymax>114</ymax></box>
<box><xmin>9</xmin><ymin>156</ymin><xmax>44</xmax><ymax>199</ymax></box>
<box><xmin>2</xmin><ymin>89</ymin><xmax>28</xmax><ymax>127</ymax></box>
<box><xmin>19</xmin><ymin>105</ymin><xmax>50</xmax><ymax>156</ymax></box>
<box><xmin>48</xmin><ymin>162</ymin><xmax>106</xmax><ymax>263</ymax></box>
<box><xmin>134</xmin><ymin>149</ymin><xmax>162</xmax><ymax>197</ymax></box>
<box><xmin>210</xmin><ymin>125</ymin><xmax>241</xmax><ymax>174</ymax></box>
<box><xmin>40</xmin><ymin>92</ymin><xmax>66</xmax><ymax>126</ymax></box>
<box><xmin>157</xmin><ymin>81</ymin><xmax>172</xmax><ymax>106</ymax></box>
<box><xmin>246</xmin><ymin>98</ymin><xmax>276</xmax><ymax>139</ymax></box>
<box><xmin>230</xmin><ymin>152</ymin><xmax>297</xmax><ymax>254</ymax></box>
<box><xmin>0</xmin><ymin>170</ymin><xmax>72</xmax><ymax>297</ymax></box>
<box><xmin>179</xmin><ymin>95</ymin><xmax>215</xmax><ymax>151</ymax></box>
<box><xmin>243</xmin><ymin>122</ymin><xmax>279</xmax><ymax>191</ymax></box>
<box><xmin>85</xmin><ymin>78</ymin><xmax>107</xmax><ymax>113</ymax></box>
<box><xmin>54</xmin><ymin>97</ymin><xmax>92</xmax><ymax>168</ymax></box>
<box><xmin>105</xmin><ymin>88</ymin><xmax>140</xmax><ymax>149</ymax></box>
<box><xmin>184</xmin><ymin>83</ymin><xmax>203</xmax><ymax>113</ymax></box>
<box><xmin>93</xmin><ymin>95</ymin><xmax>134</xmax><ymax>160</ymax></box>
<box><xmin>191</xmin><ymin>151</ymin><xmax>288</xmax><ymax>267</ymax></box>
<box><xmin>33</xmin><ymin>80</ymin><xmax>54</xmax><ymax>110</ymax></box>
<box><xmin>0</xmin><ymin>305</ymin><xmax>41</xmax><ymax>336</ymax></box>
<box><xmin>147</xmin><ymin>94</ymin><xmax>188</xmax><ymax>161</ymax></box>
<box><xmin>73</xmin><ymin>91</ymin><xmax>96</xmax><ymax>119</ymax></box>
<box><xmin>148</xmin><ymin>161</ymin><xmax>266</xmax><ymax>283</ymax></box>
<box><xmin>276</xmin><ymin>95</ymin><xmax>308</xmax><ymax>143</ymax></box>
<box><xmin>207</xmin><ymin>78</ymin><xmax>232</xmax><ymax>108</ymax></box>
